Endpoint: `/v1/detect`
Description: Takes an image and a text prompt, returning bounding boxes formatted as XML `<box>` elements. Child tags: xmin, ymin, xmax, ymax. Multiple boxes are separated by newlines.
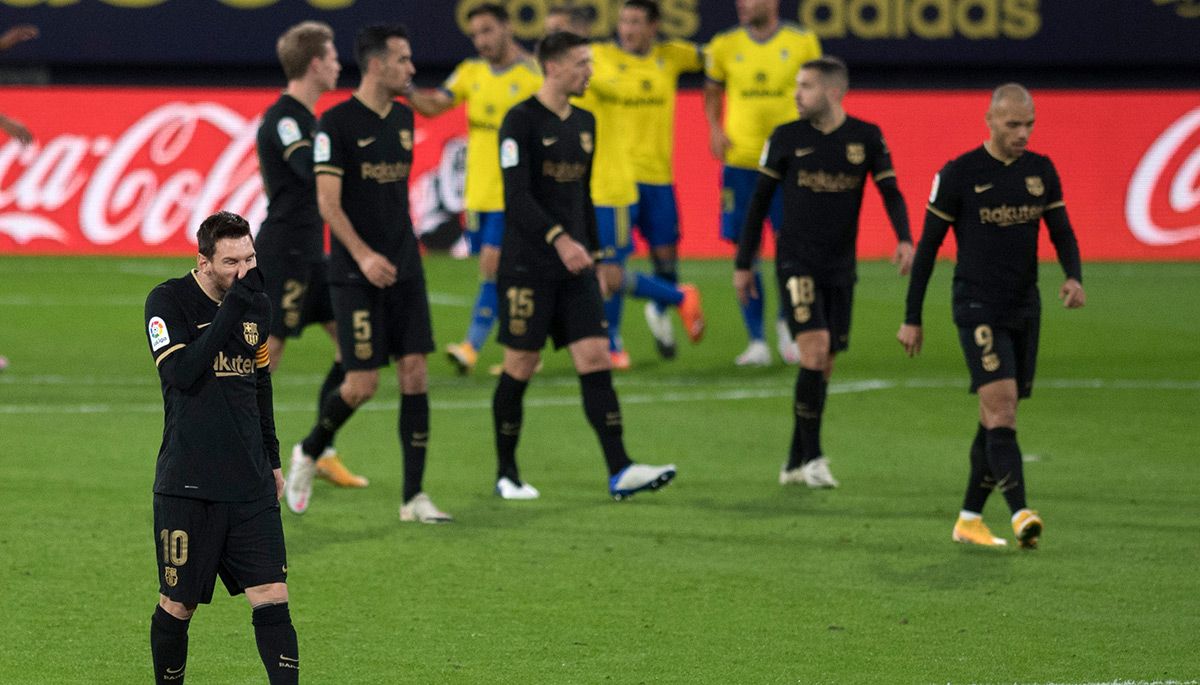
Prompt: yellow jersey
<box><xmin>595</xmin><ymin>39</ymin><xmax>703</xmax><ymax>186</ymax></box>
<box><xmin>442</xmin><ymin>56</ymin><xmax>542</xmax><ymax>212</ymax></box>
<box><xmin>574</xmin><ymin>42</ymin><xmax>638</xmax><ymax>207</ymax></box>
<box><xmin>704</xmin><ymin>23</ymin><xmax>822</xmax><ymax>170</ymax></box>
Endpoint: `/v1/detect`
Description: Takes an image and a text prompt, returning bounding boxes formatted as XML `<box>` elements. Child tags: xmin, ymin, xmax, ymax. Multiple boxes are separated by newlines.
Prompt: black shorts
<box><xmin>331</xmin><ymin>279</ymin><xmax>435</xmax><ymax>370</ymax></box>
<box><xmin>775</xmin><ymin>271</ymin><xmax>854</xmax><ymax>353</ymax></box>
<box><xmin>496</xmin><ymin>272</ymin><xmax>607</xmax><ymax>351</ymax></box>
<box><xmin>956</xmin><ymin>318</ymin><xmax>1040</xmax><ymax>398</ymax></box>
<box><xmin>152</xmin><ymin>494</ymin><xmax>288</xmax><ymax>605</ymax></box>
<box><xmin>260</xmin><ymin>256</ymin><xmax>335</xmax><ymax>339</ymax></box>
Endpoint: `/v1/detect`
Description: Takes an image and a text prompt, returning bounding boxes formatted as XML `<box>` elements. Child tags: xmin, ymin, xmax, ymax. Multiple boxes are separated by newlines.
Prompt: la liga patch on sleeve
<box><xmin>500</xmin><ymin>138</ymin><xmax>518</xmax><ymax>169</ymax></box>
<box><xmin>149</xmin><ymin>316</ymin><xmax>170</xmax><ymax>351</ymax></box>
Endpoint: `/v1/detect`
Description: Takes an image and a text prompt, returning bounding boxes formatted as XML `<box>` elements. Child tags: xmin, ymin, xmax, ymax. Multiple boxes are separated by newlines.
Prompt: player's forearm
<box><xmin>903</xmin><ymin>214</ymin><xmax>951</xmax><ymax>325</ymax></box>
<box><xmin>321</xmin><ymin>204</ymin><xmax>371</xmax><ymax>261</ymax></box>
<box><xmin>502</xmin><ymin>175</ymin><xmax>558</xmax><ymax>244</ymax></box>
<box><xmin>877</xmin><ymin>177</ymin><xmax>913</xmax><ymax>243</ymax></box>
<box><xmin>1044</xmin><ymin>207</ymin><xmax>1083</xmax><ymax>282</ymax></box>
<box><xmin>733</xmin><ymin>175</ymin><xmax>777</xmax><ymax>269</ymax></box>
<box><xmin>156</xmin><ymin>294</ymin><xmax>253</xmax><ymax>390</ymax></box>
<box><xmin>256</xmin><ymin>369</ymin><xmax>281</xmax><ymax>470</ymax></box>
<box><xmin>407</xmin><ymin>88</ymin><xmax>453</xmax><ymax>118</ymax></box>
<box><xmin>702</xmin><ymin>83</ymin><xmax>724</xmax><ymax>131</ymax></box>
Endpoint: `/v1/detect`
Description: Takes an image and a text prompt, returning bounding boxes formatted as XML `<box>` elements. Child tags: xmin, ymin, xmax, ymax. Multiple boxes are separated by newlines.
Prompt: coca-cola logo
<box><xmin>1126</xmin><ymin>106</ymin><xmax>1200</xmax><ymax>246</ymax></box>
<box><xmin>0</xmin><ymin>102</ymin><xmax>266</xmax><ymax>247</ymax></box>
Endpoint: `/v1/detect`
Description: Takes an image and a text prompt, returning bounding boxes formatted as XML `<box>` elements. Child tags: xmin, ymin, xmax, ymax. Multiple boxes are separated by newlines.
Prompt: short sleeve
<box><xmin>313</xmin><ymin>111</ymin><xmax>344</xmax><ymax>177</ymax></box>
<box><xmin>145</xmin><ymin>287</ymin><xmax>190</xmax><ymax>369</ymax></box>
<box><xmin>926</xmin><ymin>160</ymin><xmax>960</xmax><ymax>223</ymax></box>
<box><xmin>664</xmin><ymin>39</ymin><xmax>702</xmax><ymax>74</ymax></box>
<box><xmin>442</xmin><ymin>61</ymin><xmax>469</xmax><ymax>105</ymax></box>
<box><xmin>703</xmin><ymin>37</ymin><xmax>725</xmax><ymax>83</ymax></box>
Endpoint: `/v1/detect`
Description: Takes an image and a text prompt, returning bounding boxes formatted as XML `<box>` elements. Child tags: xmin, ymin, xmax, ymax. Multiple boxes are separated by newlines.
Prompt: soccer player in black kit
<box><xmin>734</xmin><ymin>57</ymin><xmax>913</xmax><ymax>489</ymax></box>
<box><xmin>144</xmin><ymin>211</ymin><xmax>298</xmax><ymax>684</ymax></box>
<box><xmin>490</xmin><ymin>31</ymin><xmax>677</xmax><ymax>501</ymax></box>
<box><xmin>257</xmin><ymin>21</ymin><xmax>369</xmax><ymax>492</ymax></box>
<box><xmin>286</xmin><ymin>24</ymin><xmax>453</xmax><ymax>523</ymax></box>
<box><xmin>898</xmin><ymin>84</ymin><xmax>1085</xmax><ymax>549</ymax></box>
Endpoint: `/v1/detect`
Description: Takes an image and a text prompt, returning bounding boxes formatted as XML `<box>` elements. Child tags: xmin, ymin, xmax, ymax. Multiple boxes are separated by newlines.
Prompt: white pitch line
<box><xmin>1</xmin><ymin>377</ymin><xmax>1196</xmax><ymax>415</ymax></box>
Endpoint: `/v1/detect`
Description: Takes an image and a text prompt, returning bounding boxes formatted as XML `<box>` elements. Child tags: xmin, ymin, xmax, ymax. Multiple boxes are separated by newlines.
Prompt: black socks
<box><xmin>399</xmin><ymin>393</ymin><xmax>429</xmax><ymax>503</ymax></box>
<box><xmin>150</xmin><ymin>605</ymin><xmax>189</xmax><ymax>683</ymax></box>
<box><xmin>493</xmin><ymin>372</ymin><xmax>529</xmax><ymax>483</ymax></box>
<box><xmin>579</xmin><ymin>370</ymin><xmax>632</xmax><ymax>476</ymax></box>
<box><xmin>252</xmin><ymin>603</ymin><xmax>298</xmax><ymax>685</ymax></box>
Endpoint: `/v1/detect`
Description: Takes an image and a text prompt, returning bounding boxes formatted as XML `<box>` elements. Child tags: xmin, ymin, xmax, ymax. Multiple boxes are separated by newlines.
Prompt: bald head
<box><xmin>989</xmin><ymin>82</ymin><xmax>1034</xmax><ymax>112</ymax></box>
<box><xmin>986</xmin><ymin>82</ymin><xmax>1035</xmax><ymax>161</ymax></box>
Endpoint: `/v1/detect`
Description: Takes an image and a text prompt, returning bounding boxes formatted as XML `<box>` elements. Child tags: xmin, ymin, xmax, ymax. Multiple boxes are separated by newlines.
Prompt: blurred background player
<box><xmin>574</xmin><ymin>6</ymin><xmax>706</xmax><ymax>368</ymax></box>
<box><xmin>0</xmin><ymin>23</ymin><xmax>37</xmax><ymax>146</ymax></box>
<box><xmin>286</xmin><ymin>24</ymin><xmax>453</xmax><ymax>523</ymax></box>
<box><xmin>144</xmin><ymin>212</ymin><xmax>298</xmax><ymax>684</ymax></box>
<box><xmin>616</xmin><ymin>0</ymin><xmax>706</xmax><ymax>360</ymax></box>
<box><xmin>704</xmin><ymin>0</ymin><xmax>821</xmax><ymax>366</ymax></box>
<box><xmin>899</xmin><ymin>84</ymin><xmax>1085</xmax><ymax>549</ymax></box>
<box><xmin>255</xmin><ymin>21</ymin><xmax>368</xmax><ymax>489</ymax></box>
<box><xmin>407</xmin><ymin>4</ymin><xmax>542</xmax><ymax>375</ymax></box>
<box><xmin>491</xmin><ymin>31</ymin><xmax>676</xmax><ymax>500</ymax></box>
<box><xmin>735</xmin><ymin>57</ymin><xmax>913</xmax><ymax>488</ymax></box>
<box><xmin>544</xmin><ymin>5</ymin><xmax>594</xmax><ymax>37</ymax></box>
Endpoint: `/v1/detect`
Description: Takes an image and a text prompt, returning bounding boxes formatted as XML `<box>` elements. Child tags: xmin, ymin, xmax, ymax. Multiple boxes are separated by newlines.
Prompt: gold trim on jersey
<box><xmin>256</xmin><ymin>343</ymin><xmax>270</xmax><ymax>369</ymax></box>
<box><xmin>926</xmin><ymin>204</ymin><xmax>955</xmax><ymax>222</ymax></box>
<box><xmin>874</xmin><ymin>169</ymin><xmax>896</xmax><ymax>182</ymax></box>
<box><xmin>156</xmin><ymin>343</ymin><xmax>185</xmax><ymax>367</ymax></box>
<box><xmin>314</xmin><ymin>164</ymin><xmax>344</xmax><ymax>176</ymax></box>
<box><xmin>282</xmin><ymin>140</ymin><xmax>311</xmax><ymax>160</ymax></box>
<box><xmin>190</xmin><ymin>270</ymin><xmax>221</xmax><ymax>304</ymax></box>
<box><xmin>544</xmin><ymin>225</ymin><xmax>564</xmax><ymax>244</ymax></box>
<box><xmin>1045</xmin><ymin>200</ymin><xmax>1065</xmax><ymax>210</ymax></box>
<box><xmin>757</xmin><ymin>166</ymin><xmax>782</xmax><ymax>180</ymax></box>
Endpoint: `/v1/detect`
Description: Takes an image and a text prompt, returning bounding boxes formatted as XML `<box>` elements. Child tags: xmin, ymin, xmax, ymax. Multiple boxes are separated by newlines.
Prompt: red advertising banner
<box><xmin>1</xmin><ymin>87</ymin><xmax>1198</xmax><ymax>260</ymax></box>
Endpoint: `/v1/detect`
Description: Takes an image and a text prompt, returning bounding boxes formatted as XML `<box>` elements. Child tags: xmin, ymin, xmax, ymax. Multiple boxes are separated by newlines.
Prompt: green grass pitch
<box><xmin>0</xmin><ymin>255</ymin><xmax>1197</xmax><ymax>684</ymax></box>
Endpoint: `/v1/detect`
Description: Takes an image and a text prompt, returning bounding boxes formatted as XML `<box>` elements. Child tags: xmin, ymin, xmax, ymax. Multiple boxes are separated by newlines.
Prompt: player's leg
<box><xmin>721</xmin><ymin>166</ymin><xmax>769</xmax><ymax>366</ymax></box>
<box><xmin>636</xmin><ymin>184</ymin><xmax>681</xmax><ymax>358</ymax></box>
<box><xmin>392</xmin><ymin>277</ymin><xmax>451</xmax><ymax>523</ymax></box>
<box><xmin>595</xmin><ymin>205</ymin><xmax>632</xmax><ymax>365</ymax></box>
<box><xmin>287</xmin><ymin>286</ymin><xmax>382</xmax><ymax>514</ymax></box>
<box><xmin>778</xmin><ymin>275</ymin><xmax>837</xmax><ymax>487</ymax></box>
<box><xmin>224</xmin><ymin>497</ymin><xmax>296</xmax><ymax>683</ymax></box>
<box><xmin>560</xmin><ymin>277</ymin><xmax>675</xmax><ymax>499</ymax></box>
<box><xmin>151</xmin><ymin>495</ymin><xmax>220</xmax><ymax>681</ymax></box>
<box><xmin>306</xmin><ymin>265</ymin><xmax>366</xmax><ymax>488</ymax></box>
<box><xmin>447</xmin><ymin>212</ymin><xmax>504</xmax><ymax>374</ymax></box>
<box><xmin>492</xmin><ymin>275</ymin><xmax>551</xmax><ymax>499</ymax></box>
<box><xmin>951</xmin><ymin>421</ymin><xmax>1007</xmax><ymax>546</ymax></box>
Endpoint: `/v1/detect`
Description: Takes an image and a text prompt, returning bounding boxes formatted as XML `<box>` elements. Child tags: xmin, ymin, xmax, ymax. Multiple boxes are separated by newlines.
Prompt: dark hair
<box><xmin>467</xmin><ymin>3</ymin><xmax>509</xmax><ymax>22</ymax></box>
<box><xmin>547</xmin><ymin>5</ymin><xmax>593</xmax><ymax>31</ymax></box>
<box><xmin>623</xmin><ymin>0</ymin><xmax>660</xmax><ymax>23</ymax></box>
<box><xmin>355</xmin><ymin>23</ymin><xmax>409</xmax><ymax>68</ymax></box>
<box><xmin>801</xmin><ymin>55</ymin><xmax>849</xmax><ymax>88</ymax></box>
<box><xmin>536</xmin><ymin>30</ymin><xmax>590</xmax><ymax>68</ymax></box>
<box><xmin>276</xmin><ymin>21</ymin><xmax>334</xmax><ymax>81</ymax></box>
<box><xmin>196</xmin><ymin>211</ymin><xmax>252</xmax><ymax>259</ymax></box>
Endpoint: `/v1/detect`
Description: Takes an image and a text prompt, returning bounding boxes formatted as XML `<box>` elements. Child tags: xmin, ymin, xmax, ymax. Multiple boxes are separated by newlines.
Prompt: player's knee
<box><xmin>978</xmin><ymin>384</ymin><xmax>1018</xmax><ymax>428</ymax></box>
<box><xmin>246</xmin><ymin>582</ymin><xmax>288</xmax><ymax>608</ymax></box>
<box><xmin>571</xmin><ymin>338</ymin><xmax>611</xmax><ymax>374</ymax></box>
<box><xmin>341</xmin><ymin>373</ymin><xmax>378</xmax><ymax>406</ymax></box>
<box><xmin>398</xmin><ymin>355</ymin><xmax>428</xmax><ymax>394</ymax></box>
<box><xmin>159</xmin><ymin>595</ymin><xmax>196</xmax><ymax>621</ymax></box>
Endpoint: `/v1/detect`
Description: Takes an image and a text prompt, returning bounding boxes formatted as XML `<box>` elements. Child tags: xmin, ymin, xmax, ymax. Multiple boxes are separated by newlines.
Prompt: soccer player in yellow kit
<box><xmin>704</xmin><ymin>0</ymin><xmax>821</xmax><ymax>366</ymax></box>
<box><xmin>580</xmin><ymin>3</ymin><xmax>704</xmax><ymax>368</ymax></box>
<box><xmin>408</xmin><ymin>4</ymin><xmax>542</xmax><ymax>374</ymax></box>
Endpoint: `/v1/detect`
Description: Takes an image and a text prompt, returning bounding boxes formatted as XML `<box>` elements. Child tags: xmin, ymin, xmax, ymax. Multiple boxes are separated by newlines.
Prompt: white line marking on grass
<box><xmin>2</xmin><ymin>377</ymin><xmax>1196</xmax><ymax>415</ymax></box>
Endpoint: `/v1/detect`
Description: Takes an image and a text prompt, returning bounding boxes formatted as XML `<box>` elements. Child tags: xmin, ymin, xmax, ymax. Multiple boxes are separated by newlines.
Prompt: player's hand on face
<box><xmin>733</xmin><ymin>268</ymin><xmax>757</xmax><ymax>306</ymax></box>
<box><xmin>273</xmin><ymin>468</ymin><xmax>284</xmax><ymax>501</ymax></box>
<box><xmin>358</xmin><ymin>251</ymin><xmax>398</xmax><ymax>288</ymax></box>
<box><xmin>709</xmin><ymin>128</ymin><xmax>732</xmax><ymax>161</ymax></box>
<box><xmin>897</xmin><ymin>323</ymin><xmax>923</xmax><ymax>357</ymax></box>
<box><xmin>1059</xmin><ymin>278</ymin><xmax>1085</xmax><ymax>309</ymax></box>
<box><xmin>554</xmin><ymin>236</ymin><xmax>593</xmax><ymax>274</ymax></box>
<box><xmin>893</xmin><ymin>241</ymin><xmax>915</xmax><ymax>277</ymax></box>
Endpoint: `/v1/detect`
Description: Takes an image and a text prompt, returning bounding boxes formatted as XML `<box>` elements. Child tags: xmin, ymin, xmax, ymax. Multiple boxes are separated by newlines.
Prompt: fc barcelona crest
<box><xmin>1025</xmin><ymin>176</ymin><xmax>1044</xmax><ymax>197</ymax></box>
<box><xmin>846</xmin><ymin>143</ymin><xmax>865</xmax><ymax>165</ymax></box>
<box><xmin>399</xmin><ymin>129</ymin><xmax>413</xmax><ymax>151</ymax></box>
<box><xmin>580</xmin><ymin>131</ymin><xmax>593</xmax><ymax>154</ymax></box>
<box><xmin>164</xmin><ymin>566</ymin><xmax>178</xmax><ymax>587</ymax></box>
<box><xmin>243</xmin><ymin>322</ymin><xmax>259</xmax><ymax>346</ymax></box>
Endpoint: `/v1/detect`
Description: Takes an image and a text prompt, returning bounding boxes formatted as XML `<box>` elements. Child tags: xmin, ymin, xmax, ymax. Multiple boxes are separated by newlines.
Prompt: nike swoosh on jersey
<box><xmin>357</xmin><ymin>137</ymin><xmax>376</xmax><ymax>147</ymax></box>
<box><xmin>795</xmin><ymin>147</ymin><xmax>815</xmax><ymax>157</ymax></box>
<box><xmin>974</xmin><ymin>183</ymin><xmax>994</xmax><ymax>193</ymax></box>
<box><xmin>542</xmin><ymin>137</ymin><xmax>557</xmax><ymax>146</ymax></box>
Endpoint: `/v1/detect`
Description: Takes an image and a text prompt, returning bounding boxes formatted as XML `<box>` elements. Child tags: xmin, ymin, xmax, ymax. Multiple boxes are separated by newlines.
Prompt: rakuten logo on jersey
<box><xmin>0</xmin><ymin>102</ymin><xmax>266</xmax><ymax>248</ymax></box>
<box><xmin>1126</xmin><ymin>107</ymin><xmax>1200</xmax><ymax>246</ymax></box>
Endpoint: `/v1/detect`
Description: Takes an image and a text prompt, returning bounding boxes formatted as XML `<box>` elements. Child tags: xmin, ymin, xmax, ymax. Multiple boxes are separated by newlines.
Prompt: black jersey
<box><xmin>314</xmin><ymin>96</ymin><xmax>422</xmax><ymax>285</ymax></box>
<box><xmin>145</xmin><ymin>272</ymin><xmax>277</xmax><ymax>502</ymax></box>
<box><xmin>906</xmin><ymin>146</ymin><xmax>1082</xmax><ymax>325</ymax></box>
<box><xmin>498</xmin><ymin>96</ymin><xmax>598</xmax><ymax>280</ymax></box>
<box><xmin>255</xmin><ymin>94</ymin><xmax>323</xmax><ymax>262</ymax></box>
<box><xmin>735</xmin><ymin>116</ymin><xmax>904</xmax><ymax>285</ymax></box>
